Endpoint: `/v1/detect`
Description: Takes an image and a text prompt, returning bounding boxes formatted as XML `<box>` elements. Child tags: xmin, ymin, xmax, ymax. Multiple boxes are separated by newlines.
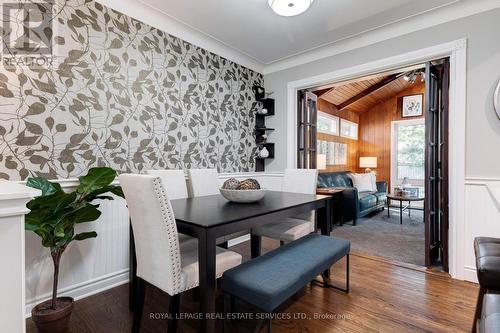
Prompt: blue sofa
<box><xmin>317</xmin><ymin>171</ymin><xmax>387</xmax><ymax>225</ymax></box>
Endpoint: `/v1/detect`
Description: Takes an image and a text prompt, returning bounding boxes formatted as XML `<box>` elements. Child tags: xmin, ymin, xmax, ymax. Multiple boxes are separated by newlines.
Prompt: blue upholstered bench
<box><xmin>221</xmin><ymin>234</ymin><xmax>350</xmax><ymax>332</ymax></box>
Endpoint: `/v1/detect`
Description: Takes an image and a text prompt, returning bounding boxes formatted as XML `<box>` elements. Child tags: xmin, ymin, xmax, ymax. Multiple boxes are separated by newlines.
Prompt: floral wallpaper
<box><xmin>0</xmin><ymin>0</ymin><xmax>262</xmax><ymax>180</ymax></box>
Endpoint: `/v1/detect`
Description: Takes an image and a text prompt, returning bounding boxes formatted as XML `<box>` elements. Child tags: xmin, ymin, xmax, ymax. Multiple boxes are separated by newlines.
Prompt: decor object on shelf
<box><xmin>268</xmin><ymin>0</ymin><xmax>314</xmax><ymax>16</ymax></box>
<box><xmin>222</xmin><ymin>178</ymin><xmax>241</xmax><ymax>190</ymax></box>
<box><xmin>494</xmin><ymin>79</ymin><xmax>500</xmax><ymax>120</ymax></box>
<box><xmin>253</xmin><ymin>85</ymin><xmax>265</xmax><ymax>100</ymax></box>
<box><xmin>317</xmin><ymin>154</ymin><xmax>327</xmax><ymax>170</ymax></box>
<box><xmin>25</xmin><ymin>167</ymin><xmax>123</xmax><ymax>333</ymax></box>
<box><xmin>238</xmin><ymin>178</ymin><xmax>261</xmax><ymax>190</ymax></box>
<box><xmin>359</xmin><ymin>156</ymin><xmax>377</xmax><ymax>173</ymax></box>
<box><xmin>258</xmin><ymin>146</ymin><xmax>270</xmax><ymax>159</ymax></box>
<box><xmin>402</xmin><ymin>94</ymin><xmax>423</xmax><ymax>117</ymax></box>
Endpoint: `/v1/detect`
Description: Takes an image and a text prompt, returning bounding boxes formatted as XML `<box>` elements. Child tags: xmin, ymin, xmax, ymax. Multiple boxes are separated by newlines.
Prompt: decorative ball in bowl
<box><xmin>220</xmin><ymin>178</ymin><xmax>266</xmax><ymax>203</ymax></box>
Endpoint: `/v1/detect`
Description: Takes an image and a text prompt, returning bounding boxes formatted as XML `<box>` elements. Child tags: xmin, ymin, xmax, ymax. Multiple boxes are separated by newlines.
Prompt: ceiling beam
<box><xmin>311</xmin><ymin>87</ymin><xmax>333</xmax><ymax>99</ymax></box>
<box><xmin>337</xmin><ymin>73</ymin><xmax>403</xmax><ymax>111</ymax></box>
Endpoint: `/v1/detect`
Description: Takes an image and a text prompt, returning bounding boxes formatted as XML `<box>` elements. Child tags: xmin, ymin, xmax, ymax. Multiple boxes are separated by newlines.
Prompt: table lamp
<box><xmin>359</xmin><ymin>156</ymin><xmax>377</xmax><ymax>173</ymax></box>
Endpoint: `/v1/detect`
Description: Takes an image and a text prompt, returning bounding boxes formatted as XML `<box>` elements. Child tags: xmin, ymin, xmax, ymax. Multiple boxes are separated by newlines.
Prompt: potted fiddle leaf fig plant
<box><xmin>25</xmin><ymin>167</ymin><xmax>123</xmax><ymax>333</ymax></box>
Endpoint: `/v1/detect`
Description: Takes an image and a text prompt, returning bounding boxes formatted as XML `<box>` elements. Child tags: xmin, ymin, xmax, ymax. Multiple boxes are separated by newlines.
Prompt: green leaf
<box><xmin>77</xmin><ymin>167</ymin><xmax>117</xmax><ymax>196</ymax></box>
<box><xmin>26</xmin><ymin>177</ymin><xmax>62</xmax><ymax>196</ymax></box>
<box><xmin>68</xmin><ymin>204</ymin><xmax>102</xmax><ymax>224</ymax></box>
<box><xmin>84</xmin><ymin>185</ymin><xmax>124</xmax><ymax>202</ymax></box>
<box><xmin>73</xmin><ymin>231</ymin><xmax>97</xmax><ymax>241</ymax></box>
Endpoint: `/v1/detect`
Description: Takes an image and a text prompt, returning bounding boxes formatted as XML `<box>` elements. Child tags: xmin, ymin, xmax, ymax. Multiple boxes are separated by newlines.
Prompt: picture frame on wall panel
<box><xmin>402</xmin><ymin>94</ymin><xmax>423</xmax><ymax>118</ymax></box>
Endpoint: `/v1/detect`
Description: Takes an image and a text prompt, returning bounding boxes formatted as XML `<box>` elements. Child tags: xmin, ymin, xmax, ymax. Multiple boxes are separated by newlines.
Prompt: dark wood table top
<box><xmin>387</xmin><ymin>193</ymin><xmax>425</xmax><ymax>201</ymax></box>
<box><xmin>170</xmin><ymin>191</ymin><xmax>329</xmax><ymax>228</ymax></box>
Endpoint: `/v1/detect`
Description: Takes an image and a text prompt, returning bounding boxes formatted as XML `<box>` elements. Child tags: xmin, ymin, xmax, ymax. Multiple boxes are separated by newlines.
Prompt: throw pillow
<box><xmin>350</xmin><ymin>173</ymin><xmax>376</xmax><ymax>192</ymax></box>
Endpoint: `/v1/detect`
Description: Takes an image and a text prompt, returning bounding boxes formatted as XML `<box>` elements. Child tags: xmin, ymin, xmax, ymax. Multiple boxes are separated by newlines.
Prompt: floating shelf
<box><xmin>254</xmin><ymin>86</ymin><xmax>275</xmax><ymax>172</ymax></box>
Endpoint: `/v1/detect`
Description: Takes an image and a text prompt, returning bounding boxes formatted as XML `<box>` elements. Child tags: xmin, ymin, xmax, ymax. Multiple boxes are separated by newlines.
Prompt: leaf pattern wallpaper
<box><xmin>0</xmin><ymin>0</ymin><xmax>262</xmax><ymax>180</ymax></box>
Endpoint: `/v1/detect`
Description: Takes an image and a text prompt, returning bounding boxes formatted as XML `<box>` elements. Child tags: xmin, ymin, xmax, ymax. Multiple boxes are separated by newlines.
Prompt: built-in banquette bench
<box><xmin>221</xmin><ymin>234</ymin><xmax>350</xmax><ymax>332</ymax></box>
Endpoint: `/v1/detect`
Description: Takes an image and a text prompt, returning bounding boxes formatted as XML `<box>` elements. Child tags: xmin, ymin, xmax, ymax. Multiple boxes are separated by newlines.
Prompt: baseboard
<box><xmin>227</xmin><ymin>233</ymin><xmax>250</xmax><ymax>247</ymax></box>
<box><xmin>25</xmin><ymin>269</ymin><xmax>129</xmax><ymax>317</ymax></box>
<box><xmin>463</xmin><ymin>265</ymin><xmax>478</xmax><ymax>283</ymax></box>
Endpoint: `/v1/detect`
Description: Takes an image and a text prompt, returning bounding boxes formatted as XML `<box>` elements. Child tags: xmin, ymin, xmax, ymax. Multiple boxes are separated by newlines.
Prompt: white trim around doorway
<box><xmin>286</xmin><ymin>38</ymin><xmax>467</xmax><ymax>280</ymax></box>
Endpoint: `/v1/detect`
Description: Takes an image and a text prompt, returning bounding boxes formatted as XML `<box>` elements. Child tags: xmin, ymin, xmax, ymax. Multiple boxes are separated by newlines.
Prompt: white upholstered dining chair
<box><xmin>187</xmin><ymin>168</ymin><xmax>248</xmax><ymax>247</ymax></box>
<box><xmin>145</xmin><ymin>169</ymin><xmax>188</xmax><ymax>200</ymax></box>
<box><xmin>186</xmin><ymin>168</ymin><xmax>220</xmax><ymax>197</ymax></box>
<box><xmin>252</xmin><ymin>168</ymin><xmax>318</xmax><ymax>246</ymax></box>
<box><xmin>119</xmin><ymin>174</ymin><xmax>242</xmax><ymax>333</ymax></box>
<box><xmin>146</xmin><ymin>169</ymin><xmax>192</xmax><ymax>243</ymax></box>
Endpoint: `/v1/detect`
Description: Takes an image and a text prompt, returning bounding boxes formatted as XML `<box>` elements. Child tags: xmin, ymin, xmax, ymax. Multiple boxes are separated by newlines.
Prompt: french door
<box><xmin>424</xmin><ymin>58</ymin><xmax>450</xmax><ymax>271</ymax></box>
<box><xmin>297</xmin><ymin>90</ymin><xmax>317</xmax><ymax>169</ymax></box>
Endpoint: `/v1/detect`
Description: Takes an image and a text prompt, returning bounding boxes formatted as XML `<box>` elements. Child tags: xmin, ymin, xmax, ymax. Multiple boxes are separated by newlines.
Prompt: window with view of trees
<box><xmin>391</xmin><ymin>120</ymin><xmax>425</xmax><ymax>187</ymax></box>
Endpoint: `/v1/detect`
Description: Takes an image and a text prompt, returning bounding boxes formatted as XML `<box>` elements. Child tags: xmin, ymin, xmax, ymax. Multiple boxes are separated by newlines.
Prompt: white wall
<box><xmin>24</xmin><ymin>172</ymin><xmax>284</xmax><ymax>315</ymax></box>
<box><xmin>264</xmin><ymin>8</ymin><xmax>500</xmax><ymax>281</ymax></box>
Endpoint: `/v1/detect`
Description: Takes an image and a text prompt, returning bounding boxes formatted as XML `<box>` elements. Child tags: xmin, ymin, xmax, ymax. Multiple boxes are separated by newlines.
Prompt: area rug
<box><xmin>332</xmin><ymin>208</ymin><xmax>425</xmax><ymax>266</ymax></box>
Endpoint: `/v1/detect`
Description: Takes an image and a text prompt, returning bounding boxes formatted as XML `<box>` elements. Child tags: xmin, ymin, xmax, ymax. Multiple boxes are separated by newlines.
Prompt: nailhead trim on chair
<box><xmin>152</xmin><ymin>177</ymin><xmax>183</xmax><ymax>295</ymax></box>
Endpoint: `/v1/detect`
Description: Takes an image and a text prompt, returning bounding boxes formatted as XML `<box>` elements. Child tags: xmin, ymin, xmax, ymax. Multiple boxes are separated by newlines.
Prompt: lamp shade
<box><xmin>359</xmin><ymin>156</ymin><xmax>377</xmax><ymax>168</ymax></box>
<box><xmin>317</xmin><ymin>154</ymin><xmax>327</xmax><ymax>170</ymax></box>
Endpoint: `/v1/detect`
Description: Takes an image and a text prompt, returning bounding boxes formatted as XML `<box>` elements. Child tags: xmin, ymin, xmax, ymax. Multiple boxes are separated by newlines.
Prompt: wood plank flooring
<box><xmin>27</xmin><ymin>238</ymin><xmax>478</xmax><ymax>332</ymax></box>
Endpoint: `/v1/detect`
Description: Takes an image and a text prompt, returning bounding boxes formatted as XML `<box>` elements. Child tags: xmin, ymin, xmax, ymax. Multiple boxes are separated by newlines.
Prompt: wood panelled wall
<box><xmin>317</xmin><ymin>99</ymin><xmax>359</xmax><ymax>173</ymax></box>
<box><xmin>358</xmin><ymin>81</ymin><xmax>425</xmax><ymax>188</ymax></box>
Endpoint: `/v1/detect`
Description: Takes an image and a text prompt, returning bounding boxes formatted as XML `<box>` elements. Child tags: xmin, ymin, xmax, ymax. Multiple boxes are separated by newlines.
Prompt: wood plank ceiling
<box><xmin>314</xmin><ymin>74</ymin><xmax>419</xmax><ymax>113</ymax></box>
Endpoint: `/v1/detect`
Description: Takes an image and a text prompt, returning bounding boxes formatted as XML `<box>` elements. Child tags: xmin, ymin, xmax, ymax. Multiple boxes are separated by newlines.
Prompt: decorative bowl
<box><xmin>219</xmin><ymin>188</ymin><xmax>266</xmax><ymax>203</ymax></box>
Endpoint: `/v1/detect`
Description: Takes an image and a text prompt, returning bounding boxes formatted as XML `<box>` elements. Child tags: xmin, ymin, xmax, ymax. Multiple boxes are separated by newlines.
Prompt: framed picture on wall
<box><xmin>402</xmin><ymin>94</ymin><xmax>423</xmax><ymax>118</ymax></box>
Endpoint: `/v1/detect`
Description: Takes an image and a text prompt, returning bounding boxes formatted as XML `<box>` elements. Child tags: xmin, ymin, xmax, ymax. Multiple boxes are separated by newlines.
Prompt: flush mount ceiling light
<box><xmin>268</xmin><ymin>0</ymin><xmax>314</xmax><ymax>16</ymax></box>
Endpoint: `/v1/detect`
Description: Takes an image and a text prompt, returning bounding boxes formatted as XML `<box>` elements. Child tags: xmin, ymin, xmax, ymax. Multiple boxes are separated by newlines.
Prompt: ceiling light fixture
<box><xmin>268</xmin><ymin>0</ymin><xmax>314</xmax><ymax>17</ymax></box>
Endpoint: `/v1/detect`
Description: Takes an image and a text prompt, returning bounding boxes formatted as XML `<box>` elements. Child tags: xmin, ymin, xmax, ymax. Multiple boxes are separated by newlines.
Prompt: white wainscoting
<box><xmin>24</xmin><ymin>172</ymin><xmax>284</xmax><ymax>316</ymax></box>
<box><xmin>461</xmin><ymin>177</ymin><xmax>500</xmax><ymax>282</ymax></box>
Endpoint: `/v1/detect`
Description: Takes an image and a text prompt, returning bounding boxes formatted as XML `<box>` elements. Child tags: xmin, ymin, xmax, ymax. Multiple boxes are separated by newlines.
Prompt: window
<box><xmin>317</xmin><ymin>111</ymin><xmax>339</xmax><ymax>136</ymax></box>
<box><xmin>391</xmin><ymin>119</ymin><xmax>425</xmax><ymax>188</ymax></box>
<box><xmin>340</xmin><ymin>119</ymin><xmax>358</xmax><ymax>140</ymax></box>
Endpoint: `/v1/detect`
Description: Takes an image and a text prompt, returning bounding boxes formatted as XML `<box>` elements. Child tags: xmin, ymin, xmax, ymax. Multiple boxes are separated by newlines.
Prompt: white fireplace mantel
<box><xmin>0</xmin><ymin>181</ymin><xmax>40</xmax><ymax>333</ymax></box>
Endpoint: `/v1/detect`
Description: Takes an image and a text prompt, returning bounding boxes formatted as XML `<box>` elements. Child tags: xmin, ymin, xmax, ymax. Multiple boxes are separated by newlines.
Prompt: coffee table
<box><xmin>386</xmin><ymin>193</ymin><xmax>425</xmax><ymax>224</ymax></box>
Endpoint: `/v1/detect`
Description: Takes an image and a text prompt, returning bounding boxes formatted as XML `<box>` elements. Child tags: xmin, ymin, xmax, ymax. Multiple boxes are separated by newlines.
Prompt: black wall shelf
<box><xmin>254</xmin><ymin>85</ymin><xmax>275</xmax><ymax>172</ymax></box>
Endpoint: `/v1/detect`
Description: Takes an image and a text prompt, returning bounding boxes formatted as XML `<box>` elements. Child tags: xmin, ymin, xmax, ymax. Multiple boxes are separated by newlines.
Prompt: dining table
<box><xmin>129</xmin><ymin>190</ymin><xmax>333</xmax><ymax>333</ymax></box>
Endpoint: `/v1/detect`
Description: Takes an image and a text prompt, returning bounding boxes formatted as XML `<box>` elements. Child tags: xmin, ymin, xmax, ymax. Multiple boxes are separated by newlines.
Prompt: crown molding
<box><xmin>96</xmin><ymin>0</ymin><xmax>265</xmax><ymax>73</ymax></box>
<box><xmin>263</xmin><ymin>0</ymin><xmax>500</xmax><ymax>74</ymax></box>
<box><xmin>96</xmin><ymin>0</ymin><xmax>499</xmax><ymax>76</ymax></box>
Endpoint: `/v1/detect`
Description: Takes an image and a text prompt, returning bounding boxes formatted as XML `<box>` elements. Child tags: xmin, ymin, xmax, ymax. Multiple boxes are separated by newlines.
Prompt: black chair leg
<box><xmin>168</xmin><ymin>294</ymin><xmax>180</xmax><ymax>333</ymax></box>
<box><xmin>346</xmin><ymin>254</ymin><xmax>350</xmax><ymax>293</ymax></box>
<box><xmin>131</xmin><ymin>278</ymin><xmax>146</xmax><ymax>333</ymax></box>
<box><xmin>472</xmin><ymin>287</ymin><xmax>486</xmax><ymax>333</ymax></box>
<box><xmin>251</xmin><ymin>234</ymin><xmax>261</xmax><ymax>258</ymax></box>
<box><xmin>352</xmin><ymin>219</ymin><xmax>357</xmax><ymax>226</ymax></box>
<box><xmin>280</xmin><ymin>240</ymin><xmax>285</xmax><ymax>247</ymax></box>
<box><xmin>268</xmin><ymin>318</ymin><xmax>272</xmax><ymax>333</ymax></box>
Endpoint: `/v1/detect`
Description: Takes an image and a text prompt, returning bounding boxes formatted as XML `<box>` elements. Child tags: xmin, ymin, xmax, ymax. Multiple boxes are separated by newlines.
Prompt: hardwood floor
<box><xmin>27</xmin><ymin>238</ymin><xmax>478</xmax><ymax>332</ymax></box>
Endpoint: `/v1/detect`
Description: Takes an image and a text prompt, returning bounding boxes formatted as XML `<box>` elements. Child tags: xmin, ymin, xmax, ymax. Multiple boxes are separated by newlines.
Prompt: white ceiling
<box><xmin>137</xmin><ymin>0</ymin><xmax>458</xmax><ymax>64</ymax></box>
